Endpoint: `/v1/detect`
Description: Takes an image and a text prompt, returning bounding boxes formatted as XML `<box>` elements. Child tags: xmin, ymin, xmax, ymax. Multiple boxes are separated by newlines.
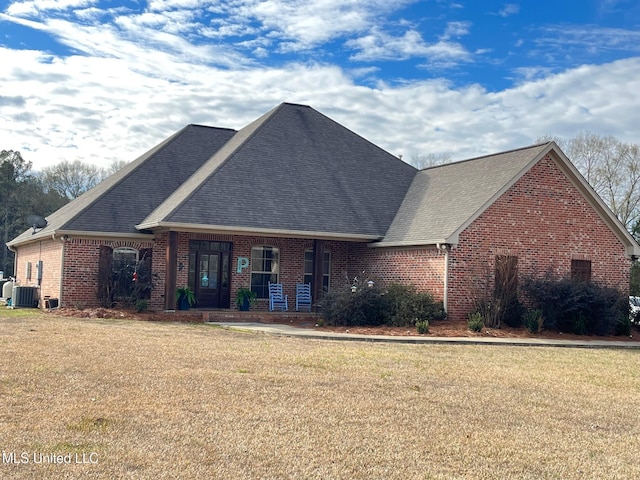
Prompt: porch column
<box><xmin>311</xmin><ymin>239</ymin><xmax>324</xmax><ymax>311</ymax></box>
<box><xmin>165</xmin><ymin>231</ymin><xmax>178</xmax><ymax>311</ymax></box>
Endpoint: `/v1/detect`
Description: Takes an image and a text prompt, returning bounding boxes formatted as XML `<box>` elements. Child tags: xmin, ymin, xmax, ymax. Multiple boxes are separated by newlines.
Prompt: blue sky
<box><xmin>1</xmin><ymin>0</ymin><xmax>639</xmax><ymax>170</ymax></box>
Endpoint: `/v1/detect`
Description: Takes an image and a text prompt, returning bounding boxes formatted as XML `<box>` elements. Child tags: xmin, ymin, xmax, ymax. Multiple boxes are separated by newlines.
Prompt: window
<box><xmin>571</xmin><ymin>259</ymin><xmax>591</xmax><ymax>282</ymax></box>
<box><xmin>251</xmin><ymin>246</ymin><xmax>279</xmax><ymax>298</ymax></box>
<box><xmin>304</xmin><ymin>250</ymin><xmax>330</xmax><ymax>291</ymax></box>
<box><xmin>112</xmin><ymin>248</ymin><xmax>139</xmax><ymax>299</ymax></box>
<box><xmin>97</xmin><ymin>246</ymin><xmax>153</xmax><ymax>307</ymax></box>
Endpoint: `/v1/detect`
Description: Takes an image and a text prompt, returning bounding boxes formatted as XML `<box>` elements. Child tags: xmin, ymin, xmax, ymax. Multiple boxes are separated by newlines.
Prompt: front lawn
<box><xmin>1</xmin><ymin>310</ymin><xmax>638</xmax><ymax>479</ymax></box>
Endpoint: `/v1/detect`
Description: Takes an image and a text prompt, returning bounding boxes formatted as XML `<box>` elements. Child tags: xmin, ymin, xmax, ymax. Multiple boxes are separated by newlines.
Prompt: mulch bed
<box><xmin>47</xmin><ymin>308</ymin><xmax>640</xmax><ymax>342</ymax></box>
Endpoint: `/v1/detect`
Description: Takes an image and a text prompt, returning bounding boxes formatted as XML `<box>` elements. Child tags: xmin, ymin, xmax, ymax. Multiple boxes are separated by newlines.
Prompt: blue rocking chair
<box><xmin>268</xmin><ymin>282</ymin><xmax>288</xmax><ymax>311</ymax></box>
<box><xmin>296</xmin><ymin>283</ymin><xmax>312</xmax><ymax>312</ymax></box>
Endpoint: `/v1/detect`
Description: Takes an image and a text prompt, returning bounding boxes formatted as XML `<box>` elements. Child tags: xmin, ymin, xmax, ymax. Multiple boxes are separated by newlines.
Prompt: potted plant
<box><xmin>176</xmin><ymin>286</ymin><xmax>196</xmax><ymax>310</ymax></box>
<box><xmin>235</xmin><ymin>287</ymin><xmax>257</xmax><ymax>311</ymax></box>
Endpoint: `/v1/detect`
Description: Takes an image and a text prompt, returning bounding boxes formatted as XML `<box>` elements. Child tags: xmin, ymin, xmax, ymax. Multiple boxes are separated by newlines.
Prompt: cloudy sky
<box><xmin>1</xmin><ymin>0</ymin><xmax>639</xmax><ymax>171</ymax></box>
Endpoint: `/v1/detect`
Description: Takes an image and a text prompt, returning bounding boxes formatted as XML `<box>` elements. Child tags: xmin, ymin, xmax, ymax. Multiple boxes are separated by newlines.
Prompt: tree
<box><xmin>0</xmin><ymin>150</ymin><xmax>32</xmax><ymax>275</ymax></box>
<box><xmin>104</xmin><ymin>159</ymin><xmax>130</xmax><ymax>177</ymax></box>
<box><xmin>0</xmin><ymin>150</ymin><xmax>68</xmax><ymax>276</ymax></box>
<box><xmin>410</xmin><ymin>152</ymin><xmax>452</xmax><ymax>169</ymax></box>
<box><xmin>40</xmin><ymin>159</ymin><xmax>103</xmax><ymax>199</ymax></box>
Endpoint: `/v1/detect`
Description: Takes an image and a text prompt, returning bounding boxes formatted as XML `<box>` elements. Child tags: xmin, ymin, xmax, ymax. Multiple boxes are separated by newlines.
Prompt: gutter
<box><xmin>136</xmin><ymin>221</ymin><xmax>379</xmax><ymax>242</ymax></box>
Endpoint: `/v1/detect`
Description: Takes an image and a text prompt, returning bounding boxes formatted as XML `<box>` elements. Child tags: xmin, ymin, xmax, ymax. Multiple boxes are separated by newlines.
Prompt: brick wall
<box><xmin>11</xmin><ymin>239</ymin><xmax>64</xmax><ymax>305</ymax></box>
<box><xmin>61</xmin><ymin>238</ymin><xmax>154</xmax><ymax>308</ymax></box>
<box><xmin>347</xmin><ymin>244</ymin><xmax>446</xmax><ymax>300</ymax></box>
<box><xmin>447</xmin><ymin>154</ymin><xmax>631</xmax><ymax>321</ymax></box>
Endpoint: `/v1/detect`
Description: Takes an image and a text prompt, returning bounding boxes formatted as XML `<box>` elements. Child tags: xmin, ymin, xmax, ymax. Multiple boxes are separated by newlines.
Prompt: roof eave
<box><xmin>368</xmin><ymin>237</ymin><xmax>458</xmax><ymax>249</ymax></box>
<box><xmin>137</xmin><ymin>221</ymin><xmax>380</xmax><ymax>242</ymax></box>
<box><xmin>7</xmin><ymin>229</ymin><xmax>155</xmax><ymax>248</ymax></box>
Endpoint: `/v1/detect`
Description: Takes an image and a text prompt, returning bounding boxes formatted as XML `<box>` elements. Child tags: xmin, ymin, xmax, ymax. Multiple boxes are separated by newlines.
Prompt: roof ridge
<box><xmin>187</xmin><ymin>124</ymin><xmax>237</xmax><ymax>132</ymax></box>
<box><xmin>420</xmin><ymin>141</ymin><xmax>552</xmax><ymax>171</ymax></box>
<box><xmin>311</xmin><ymin>106</ymin><xmax>419</xmax><ymax>172</ymax></box>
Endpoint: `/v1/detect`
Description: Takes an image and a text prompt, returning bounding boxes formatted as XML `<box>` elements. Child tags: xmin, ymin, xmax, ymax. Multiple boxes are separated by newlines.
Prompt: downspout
<box><xmin>437</xmin><ymin>243</ymin><xmax>449</xmax><ymax>314</ymax></box>
<box><xmin>54</xmin><ymin>234</ymin><xmax>66</xmax><ymax>306</ymax></box>
<box><xmin>443</xmin><ymin>248</ymin><xmax>449</xmax><ymax>314</ymax></box>
<box><xmin>7</xmin><ymin>243</ymin><xmax>17</xmax><ymax>280</ymax></box>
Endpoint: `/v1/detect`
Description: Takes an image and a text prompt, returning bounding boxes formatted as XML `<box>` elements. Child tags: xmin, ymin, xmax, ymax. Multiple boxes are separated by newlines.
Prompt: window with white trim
<box><xmin>251</xmin><ymin>246</ymin><xmax>279</xmax><ymax>298</ymax></box>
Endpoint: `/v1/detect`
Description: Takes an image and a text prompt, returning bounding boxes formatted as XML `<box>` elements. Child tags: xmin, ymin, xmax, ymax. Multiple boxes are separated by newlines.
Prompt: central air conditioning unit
<box><xmin>12</xmin><ymin>286</ymin><xmax>39</xmax><ymax>308</ymax></box>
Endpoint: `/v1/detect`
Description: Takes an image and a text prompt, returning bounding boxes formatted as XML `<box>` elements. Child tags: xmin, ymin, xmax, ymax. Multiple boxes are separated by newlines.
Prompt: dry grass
<box><xmin>0</xmin><ymin>310</ymin><xmax>639</xmax><ymax>479</ymax></box>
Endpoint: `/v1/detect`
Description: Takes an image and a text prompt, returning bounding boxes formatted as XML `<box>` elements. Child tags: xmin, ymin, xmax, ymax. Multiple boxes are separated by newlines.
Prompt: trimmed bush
<box><xmin>134</xmin><ymin>299</ymin><xmax>149</xmax><ymax>313</ymax></box>
<box><xmin>615</xmin><ymin>315</ymin><xmax>632</xmax><ymax>337</ymax></box>
<box><xmin>320</xmin><ymin>282</ymin><xmax>445</xmax><ymax>327</ymax></box>
<box><xmin>522</xmin><ymin>277</ymin><xmax>627</xmax><ymax>336</ymax></box>
<box><xmin>384</xmin><ymin>283</ymin><xmax>446</xmax><ymax>327</ymax></box>
<box><xmin>321</xmin><ymin>283</ymin><xmax>388</xmax><ymax>326</ymax></box>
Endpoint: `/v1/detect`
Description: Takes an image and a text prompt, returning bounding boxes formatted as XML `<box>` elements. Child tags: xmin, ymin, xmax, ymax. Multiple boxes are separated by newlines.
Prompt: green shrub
<box><xmin>416</xmin><ymin>320</ymin><xmax>429</xmax><ymax>334</ymax></box>
<box><xmin>320</xmin><ymin>282</ymin><xmax>445</xmax><ymax>327</ymax></box>
<box><xmin>501</xmin><ymin>297</ymin><xmax>524</xmax><ymax>328</ymax></box>
<box><xmin>134</xmin><ymin>299</ymin><xmax>148</xmax><ymax>313</ymax></box>
<box><xmin>522</xmin><ymin>309</ymin><xmax>544</xmax><ymax>334</ymax></box>
<box><xmin>321</xmin><ymin>283</ymin><xmax>388</xmax><ymax>326</ymax></box>
<box><xmin>615</xmin><ymin>315</ymin><xmax>632</xmax><ymax>336</ymax></box>
<box><xmin>467</xmin><ymin>312</ymin><xmax>484</xmax><ymax>332</ymax></box>
<box><xmin>522</xmin><ymin>277</ymin><xmax>627</xmax><ymax>336</ymax></box>
<box><xmin>384</xmin><ymin>283</ymin><xmax>446</xmax><ymax>327</ymax></box>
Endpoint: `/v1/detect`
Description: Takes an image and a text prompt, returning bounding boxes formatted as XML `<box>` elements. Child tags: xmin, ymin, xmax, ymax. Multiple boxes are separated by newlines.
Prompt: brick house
<box><xmin>7</xmin><ymin>103</ymin><xmax>640</xmax><ymax>321</ymax></box>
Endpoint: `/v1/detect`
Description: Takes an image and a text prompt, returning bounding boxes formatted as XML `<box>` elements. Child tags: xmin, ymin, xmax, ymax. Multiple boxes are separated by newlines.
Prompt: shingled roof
<box><xmin>8</xmin><ymin>124</ymin><xmax>236</xmax><ymax>245</ymax></box>
<box><xmin>137</xmin><ymin>103</ymin><xmax>418</xmax><ymax>239</ymax></box>
<box><xmin>377</xmin><ymin>143</ymin><xmax>551</xmax><ymax>246</ymax></box>
<box><xmin>9</xmin><ymin>103</ymin><xmax>639</xmax><ymax>256</ymax></box>
<box><xmin>376</xmin><ymin>141</ymin><xmax>640</xmax><ymax>256</ymax></box>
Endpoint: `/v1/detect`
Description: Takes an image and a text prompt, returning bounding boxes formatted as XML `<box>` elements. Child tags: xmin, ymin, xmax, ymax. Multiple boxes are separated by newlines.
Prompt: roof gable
<box><xmin>138</xmin><ymin>103</ymin><xmax>417</xmax><ymax>239</ymax></box>
<box><xmin>8</xmin><ymin>124</ymin><xmax>236</xmax><ymax>245</ymax></box>
<box><xmin>376</xmin><ymin>141</ymin><xmax>640</xmax><ymax>256</ymax></box>
<box><xmin>377</xmin><ymin>143</ymin><xmax>549</xmax><ymax>246</ymax></box>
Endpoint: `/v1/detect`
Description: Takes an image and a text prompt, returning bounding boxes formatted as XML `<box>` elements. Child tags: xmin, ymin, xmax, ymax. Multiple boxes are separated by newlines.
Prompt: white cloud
<box><xmin>347</xmin><ymin>22</ymin><xmax>472</xmax><ymax>64</ymax></box>
<box><xmin>6</xmin><ymin>0</ymin><xmax>95</xmax><ymax>16</ymax></box>
<box><xmin>244</xmin><ymin>0</ymin><xmax>391</xmax><ymax>48</ymax></box>
<box><xmin>2</xmin><ymin>26</ymin><xmax>639</xmax><ymax>172</ymax></box>
<box><xmin>442</xmin><ymin>20</ymin><xmax>471</xmax><ymax>39</ymax></box>
<box><xmin>1</xmin><ymin>0</ymin><xmax>639</xmax><ymax>172</ymax></box>
<box><xmin>497</xmin><ymin>3</ymin><xmax>519</xmax><ymax>17</ymax></box>
<box><xmin>535</xmin><ymin>25</ymin><xmax>640</xmax><ymax>54</ymax></box>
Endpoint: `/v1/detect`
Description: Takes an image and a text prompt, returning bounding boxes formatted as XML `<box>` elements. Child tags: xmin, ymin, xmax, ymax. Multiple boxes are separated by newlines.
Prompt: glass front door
<box><xmin>188</xmin><ymin>241</ymin><xmax>231</xmax><ymax>308</ymax></box>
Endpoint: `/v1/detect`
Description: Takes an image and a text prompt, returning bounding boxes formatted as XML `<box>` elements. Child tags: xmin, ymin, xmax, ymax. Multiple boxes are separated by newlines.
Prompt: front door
<box><xmin>188</xmin><ymin>241</ymin><xmax>231</xmax><ymax>308</ymax></box>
